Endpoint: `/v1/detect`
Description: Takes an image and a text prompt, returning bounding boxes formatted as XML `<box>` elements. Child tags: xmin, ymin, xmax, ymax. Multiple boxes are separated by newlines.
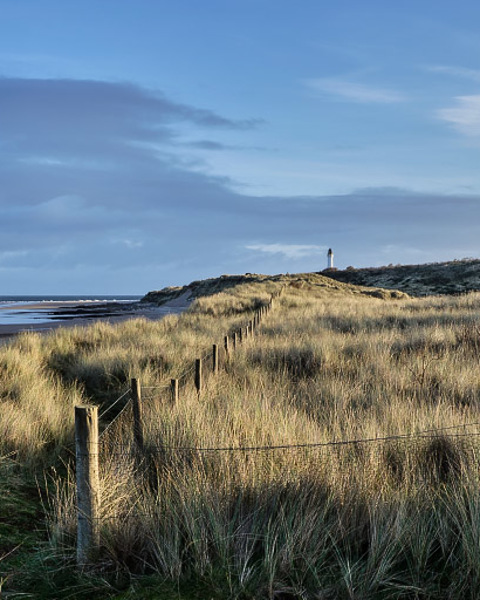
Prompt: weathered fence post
<box><xmin>224</xmin><ymin>335</ymin><xmax>229</xmax><ymax>357</ymax></box>
<box><xmin>131</xmin><ymin>378</ymin><xmax>144</xmax><ymax>454</ymax></box>
<box><xmin>195</xmin><ymin>358</ymin><xmax>202</xmax><ymax>394</ymax></box>
<box><xmin>233</xmin><ymin>332</ymin><xmax>237</xmax><ymax>349</ymax></box>
<box><xmin>212</xmin><ymin>344</ymin><xmax>219</xmax><ymax>375</ymax></box>
<box><xmin>239</xmin><ymin>328</ymin><xmax>243</xmax><ymax>343</ymax></box>
<box><xmin>171</xmin><ymin>378</ymin><xmax>179</xmax><ymax>404</ymax></box>
<box><xmin>75</xmin><ymin>405</ymin><xmax>100</xmax><ymax>567</ymax></box>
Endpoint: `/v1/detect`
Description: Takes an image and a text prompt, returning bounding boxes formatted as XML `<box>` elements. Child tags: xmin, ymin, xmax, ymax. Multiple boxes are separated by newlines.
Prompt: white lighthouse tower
<box><xmin>327</xmin><ymin>248</ymin><xmax>334</xmax><ymax>269</ymax></box>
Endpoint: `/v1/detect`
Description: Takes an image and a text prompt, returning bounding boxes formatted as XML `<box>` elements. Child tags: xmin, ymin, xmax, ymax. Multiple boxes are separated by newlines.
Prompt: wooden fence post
<box><xmin>75</xmin><ymin>405</ymin><xmax>100</xmax><ymax>567</ymax></box>
<box><xmin>233</xmin><ymin>332</ymin><xmax>237</xmax><ymax>349</ymax></box>
<box><xmin>224</xmin><ymin>335</ymin><xmax>229</xmax><ymax>357</ymax></box>
<box><xmin>171</xmin><ymin>378</ymin><xmax>179</xmax><ymax>404</ymax></box>
<box><xmin>131</xmin><ymin>378</ymin><xmax>144</xmax><ymax>454</ymax></box>
<box><xmin>195</xmin><ymin>358</ymin><xmax>202</xmax><ymax>394</ymax></box>
<box><xmin>212</xmin><ymin>344</ymin><xmax>219</xmax><ymax>375</ymax></box>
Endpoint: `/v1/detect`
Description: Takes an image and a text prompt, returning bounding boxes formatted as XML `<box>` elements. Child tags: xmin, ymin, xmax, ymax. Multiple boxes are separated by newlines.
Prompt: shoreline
<box><xmin>0</xmin><ymin>298</ymin><xmax>192</xmax><ymax>342</ymax></box>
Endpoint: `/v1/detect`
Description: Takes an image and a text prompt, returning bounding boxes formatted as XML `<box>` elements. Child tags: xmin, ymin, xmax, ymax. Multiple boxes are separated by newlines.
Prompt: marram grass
<box><xmin>4</xmin><ymin>276</ymin><xmax>480</xmax><ymax>598</ymax></box>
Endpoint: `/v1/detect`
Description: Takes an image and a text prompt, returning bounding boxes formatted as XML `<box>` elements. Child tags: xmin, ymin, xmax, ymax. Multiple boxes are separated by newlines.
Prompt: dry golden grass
<box><xmin>4</xmin><ymin>275</ymin><xmax>480</xmax><ymax>597</ymax></box>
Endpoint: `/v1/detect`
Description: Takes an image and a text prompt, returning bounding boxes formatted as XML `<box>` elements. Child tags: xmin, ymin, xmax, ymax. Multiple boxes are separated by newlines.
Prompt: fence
<box><xmin>74</xmin><ymin>290</ymin><xmax>281</xmax><ymax>564</ymax></box>
<box><xmin>75</xmin><ymin>411</ymin><xmax>480</xmax><ymax>565</ymax></box>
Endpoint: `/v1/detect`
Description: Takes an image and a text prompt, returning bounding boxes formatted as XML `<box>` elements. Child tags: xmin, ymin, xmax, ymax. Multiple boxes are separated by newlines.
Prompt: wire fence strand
<box><xmin>101</xmin><ymin>422</ymin><xmax>480</xmax><ymax>453</ymax></box>
<box><xmin>100</xmin><ymin>400</ymin><xmax>132</xmax><ymax>438</ymax></box>
<box><xmin>99</xmin><ymin>388</ymin><xmax>131</xmax><ymax>419</ymax></box>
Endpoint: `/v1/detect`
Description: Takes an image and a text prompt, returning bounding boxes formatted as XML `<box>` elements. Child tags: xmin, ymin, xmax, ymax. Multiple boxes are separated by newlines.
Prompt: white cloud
<box><xmin>428</xmin><ymin>65</ymin><xmax>480</xmax><ymax>83</ymax></box>
<box><xmin>437</xmin><ymin>95</ymin><xmax>480</xmax><ymax>137</ymax></box>
<box><xmin>305</xmin><ymin>78</ymin><xmax>406</xmax><ymax>104</ymax></box>
<box><xmin>112</xmin><ymin>239</ymin><xmax>144</xmax><ymax>249</ymax></box>
<box><xmin>0</xmin><ymin>250</ymin><xmax>29</xmax><ymax>265</ymax></box>
<box><xmin>246</xmin><ymin>243</ymin><xmax>327</xmax><ymax>259</ymax></box>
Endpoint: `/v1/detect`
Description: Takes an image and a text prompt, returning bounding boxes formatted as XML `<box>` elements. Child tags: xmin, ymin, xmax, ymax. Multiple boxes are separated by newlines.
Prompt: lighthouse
<box><xmin>327</xmin><ymin>248</ymin><xmax>334</xmax><ymax>269</ymax></box>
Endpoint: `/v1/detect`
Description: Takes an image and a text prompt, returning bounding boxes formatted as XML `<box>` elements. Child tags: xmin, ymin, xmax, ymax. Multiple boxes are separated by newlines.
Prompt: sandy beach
<box><xmin>0</xmin><ymin>295</ymin><xmax>192</xmax><ymax>341</ymax></box>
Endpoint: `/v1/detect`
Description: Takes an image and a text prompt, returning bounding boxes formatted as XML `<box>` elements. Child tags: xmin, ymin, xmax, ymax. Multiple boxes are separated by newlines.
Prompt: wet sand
<box><xmin>0</xmin><ymin>297</ymin><xmax>191</xmax><ymax>342</ymax></box>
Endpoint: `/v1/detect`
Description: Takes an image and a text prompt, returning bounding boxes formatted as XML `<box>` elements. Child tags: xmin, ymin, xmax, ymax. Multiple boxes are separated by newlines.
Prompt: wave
<box><xmin>0</xmin><ymin>296</ymin><xmax>141</xmax><ymax>307</ymax></box>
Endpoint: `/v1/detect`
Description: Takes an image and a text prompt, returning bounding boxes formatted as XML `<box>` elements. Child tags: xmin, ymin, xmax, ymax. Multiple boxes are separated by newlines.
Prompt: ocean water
<box><xmin>0</xmin><ymin>295</ymin><xmax>142</xmax><ymax>326</ymax></box>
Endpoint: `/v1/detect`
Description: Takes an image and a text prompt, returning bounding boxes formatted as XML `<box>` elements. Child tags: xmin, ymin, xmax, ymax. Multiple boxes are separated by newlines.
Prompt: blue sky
<box><xmin>1</xmin><ymin>0</ymin><xmax>480</xmax><ymax>293</ymax></box>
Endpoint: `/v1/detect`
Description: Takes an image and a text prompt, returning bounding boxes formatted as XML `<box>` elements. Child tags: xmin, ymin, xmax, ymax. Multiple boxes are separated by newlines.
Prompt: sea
<box><xmin>0</xmin><ymin>295</ymin><xmax>142</xmax><ymax>326</ymax></box>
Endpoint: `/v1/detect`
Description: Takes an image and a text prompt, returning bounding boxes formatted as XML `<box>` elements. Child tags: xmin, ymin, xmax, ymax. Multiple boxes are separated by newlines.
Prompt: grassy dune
<box><xmin>3</xmin><ymin>273</ymin><xmax>480</xmax><ymax>598</ymax></box>
<box><xmin>323</xmin><ymin>258</ymin><xmax>480</xmax><ymax>296</ymax></box>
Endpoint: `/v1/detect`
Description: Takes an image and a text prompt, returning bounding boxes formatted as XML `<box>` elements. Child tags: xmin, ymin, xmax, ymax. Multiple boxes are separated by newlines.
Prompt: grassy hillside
<box><xmin>141</xmin><ymin>271</ymin><xmax>409</xmax><ymax>304</ymax></box>
<box><xmin>322</xmin><ymin>258</ymin><xmax>480</xmax><ymax>296</ymax></box>
<box><xmin>3</xmin><ymin>273</ymin><xmax>480</xmax><ymax>598</ymax></box>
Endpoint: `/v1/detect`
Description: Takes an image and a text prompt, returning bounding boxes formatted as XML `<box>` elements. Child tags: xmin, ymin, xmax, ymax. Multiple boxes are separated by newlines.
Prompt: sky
<box><xmin>1</xmin><ymin>0</ymin><xmax>480</xmax><ymax>294</ymax></box>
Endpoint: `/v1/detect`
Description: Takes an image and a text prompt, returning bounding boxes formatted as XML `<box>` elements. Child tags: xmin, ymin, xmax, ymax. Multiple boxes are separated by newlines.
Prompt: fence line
<box><xmin>96</xmin><ymin>423</ymin><xmax>480</xmax><ymax>454</ymax></box>
<box><xmin>75</xmin><ymin>412</ymin><xmax>480</xmax><ymax>553</ymax></box>
<box><xmin>98</xmin><ymin>289</ymin><xmax>281</xmax><ymax>441</ymax></box>
<box><xmin>73</xmin><ymin>286</ymin><xmax>305</xmax><ymax>564</ymax></box>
